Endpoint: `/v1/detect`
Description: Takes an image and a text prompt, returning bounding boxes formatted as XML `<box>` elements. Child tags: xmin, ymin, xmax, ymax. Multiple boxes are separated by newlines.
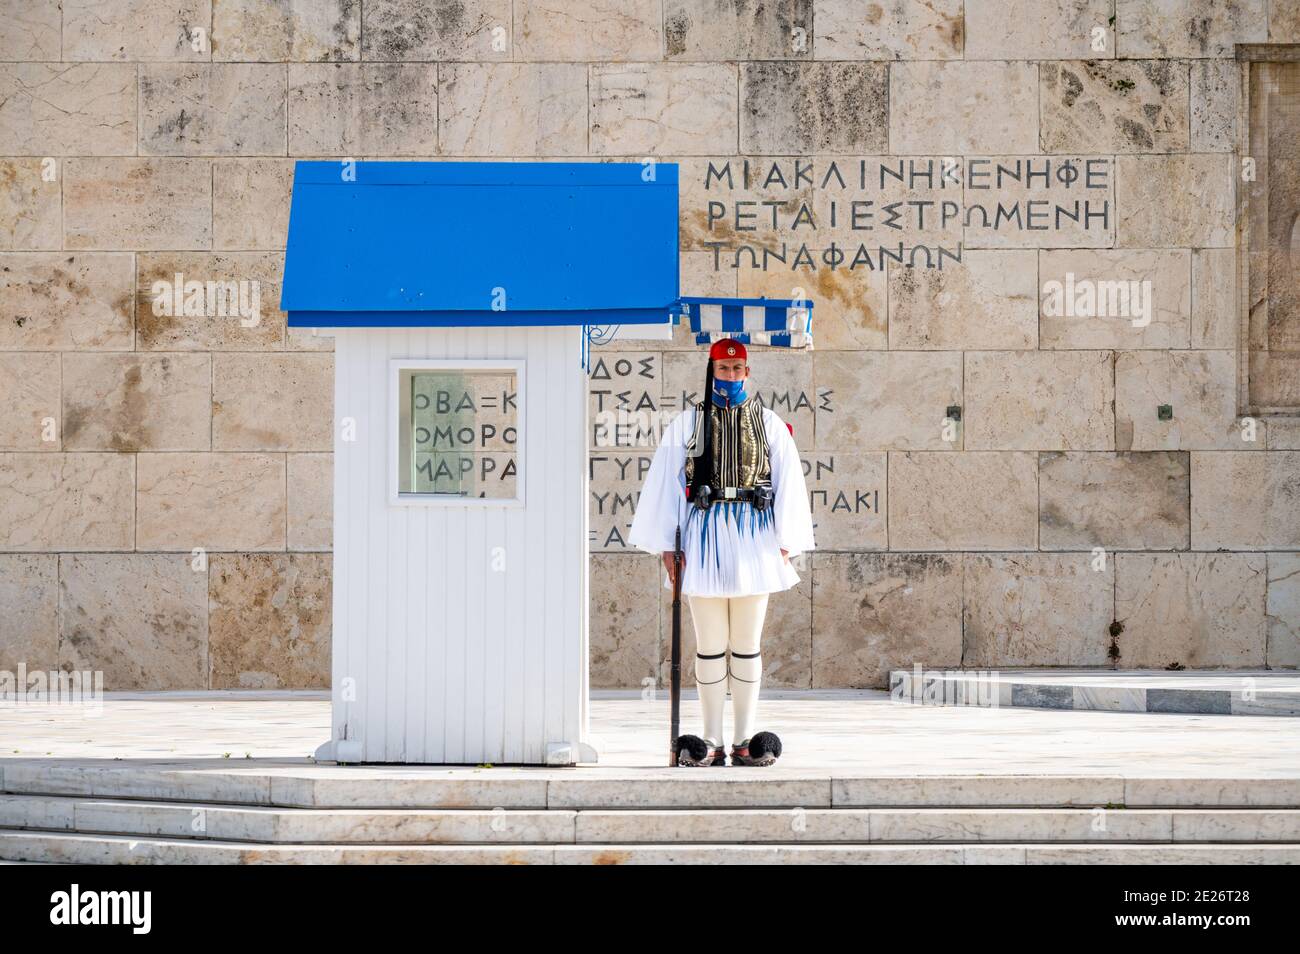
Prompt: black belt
<box><xmin>686</xmin><ymin>483</ymin><xmax>773</xmax><ymax>510</ymax></box>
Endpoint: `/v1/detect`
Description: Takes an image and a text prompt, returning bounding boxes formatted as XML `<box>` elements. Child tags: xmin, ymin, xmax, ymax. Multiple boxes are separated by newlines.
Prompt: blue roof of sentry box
<box><xmin>280</xmin><ymin>161</ymin><xmax>679</xmax><ymax>327</ymax></box>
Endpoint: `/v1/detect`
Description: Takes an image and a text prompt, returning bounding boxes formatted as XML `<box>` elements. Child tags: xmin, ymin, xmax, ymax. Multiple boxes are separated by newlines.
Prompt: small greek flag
<box><xmin>674</xmin><ymin>297</ymin><xmax>814</xmax><ymax>349</ymax></box>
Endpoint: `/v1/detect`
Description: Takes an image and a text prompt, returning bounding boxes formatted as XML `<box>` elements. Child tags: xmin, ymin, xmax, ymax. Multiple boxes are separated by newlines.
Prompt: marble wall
<box><xmin>0</xmin><ymin>0</ymin><xmax>1297</xmax><ymax>689</ymax></box>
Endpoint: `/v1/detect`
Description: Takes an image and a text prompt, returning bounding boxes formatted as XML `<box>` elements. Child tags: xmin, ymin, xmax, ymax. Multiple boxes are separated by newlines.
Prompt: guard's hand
<box><xmin>662</xmin><ymin>551</ymin><xmax>679</xmax><ymax>585</ymax></box>
<box><xmin>781</xmin><ymin>548</ymin><xmax>790</xmax><ymax>563</ymax></box>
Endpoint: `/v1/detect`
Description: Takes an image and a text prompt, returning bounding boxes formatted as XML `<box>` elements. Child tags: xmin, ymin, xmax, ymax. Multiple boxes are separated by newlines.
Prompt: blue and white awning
<box><xmin>674</xmin><ymin>297</ymin><xmax>814</xmax><ymax>349</ymax></box>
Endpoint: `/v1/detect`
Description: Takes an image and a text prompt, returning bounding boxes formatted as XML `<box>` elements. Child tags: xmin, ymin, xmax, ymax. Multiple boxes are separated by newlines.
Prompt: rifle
<box><xmin>669</xmin><ymin>524</ymin><xmax>683</xmax><ymax>766</ymax></box>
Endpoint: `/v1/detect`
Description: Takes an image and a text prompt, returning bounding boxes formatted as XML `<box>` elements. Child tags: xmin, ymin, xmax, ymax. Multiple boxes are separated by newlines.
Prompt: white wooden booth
<box><xmin>280</xmin><ymin>162</ymin><xmax>679</xmax><ymax>764</ymax></box>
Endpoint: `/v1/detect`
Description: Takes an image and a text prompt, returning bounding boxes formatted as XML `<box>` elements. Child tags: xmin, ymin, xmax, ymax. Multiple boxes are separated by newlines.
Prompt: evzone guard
<box><xmin>629</xmin><ymin>337</ymin><xmax>816</xmax><ymax>766</ymax></box>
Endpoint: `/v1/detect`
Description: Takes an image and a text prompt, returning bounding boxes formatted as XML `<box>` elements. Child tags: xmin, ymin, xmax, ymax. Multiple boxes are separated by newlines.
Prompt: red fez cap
<box><xmin>708</xmin><ymin>338</ymin><xmax>746</xmax><ymax>361</ymax></box>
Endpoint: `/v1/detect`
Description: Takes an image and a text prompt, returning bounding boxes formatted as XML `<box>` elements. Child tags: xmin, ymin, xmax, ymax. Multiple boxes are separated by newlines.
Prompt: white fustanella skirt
<box><xmin>661</xmin><ymin>499</ymin><xmax>802</xmax><ymax>598</ymax></box>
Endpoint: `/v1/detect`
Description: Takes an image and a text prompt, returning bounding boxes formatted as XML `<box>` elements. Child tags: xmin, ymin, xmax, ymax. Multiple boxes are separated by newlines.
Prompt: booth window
<box><xmin>392</xmin><ymin>360</ymin><xmax>523</xmax><ymax>505</ymax></box>
<box><xmin>1238</xmin><ymin>46</ymin><xmax>1300</xmax><ymax>414</ymax></box>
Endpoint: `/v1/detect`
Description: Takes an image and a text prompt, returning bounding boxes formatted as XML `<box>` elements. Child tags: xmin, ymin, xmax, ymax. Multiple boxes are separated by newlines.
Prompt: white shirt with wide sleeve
<box><xmin>627</xmin><ymin>402</ymin><xmax>816</xmax><ymax>597</ymax></box>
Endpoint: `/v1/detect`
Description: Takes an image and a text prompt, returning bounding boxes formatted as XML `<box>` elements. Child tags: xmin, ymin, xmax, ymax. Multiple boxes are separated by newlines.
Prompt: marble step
<box><xmin>890</xmin><ymin>668</ymin><xmax>1300</xmax><ymax>717</ymax></box>
<box><xmin>2</xmin><ymin>795</ymin><xmax>1299</xmax><ymax>845</ymax></box>
<box><xmin>5</xmin><ymin>765</ymin><xmax>1299</xmax><ymax>810</ymax></box>
<box><xmin>1</xmin><ymin>829</ymin><xmax>1297</xmax><ymax>865</ymax></box>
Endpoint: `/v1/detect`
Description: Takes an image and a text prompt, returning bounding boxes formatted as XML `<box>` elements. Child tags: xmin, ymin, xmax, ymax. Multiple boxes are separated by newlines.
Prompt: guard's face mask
<box><xmin>711</xmin><ymin>377</ymin><xmax>747</xmax><ymax>406</ymax></box>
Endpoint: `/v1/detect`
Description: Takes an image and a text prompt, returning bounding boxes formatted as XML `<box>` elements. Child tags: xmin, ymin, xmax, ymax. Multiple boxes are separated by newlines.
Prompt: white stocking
<box><xmin>686</xmin><ymin>594</ymin><xmax>729</xmax><ymax>747</ymax></box>
<box><xmin>727</xmin><ymin>593</ymin><xmax>769</xmax><ymax>746</ymax></box>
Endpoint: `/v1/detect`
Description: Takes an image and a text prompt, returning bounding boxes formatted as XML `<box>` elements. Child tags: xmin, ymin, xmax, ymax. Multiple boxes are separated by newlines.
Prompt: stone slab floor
<box><xmin>2</xmin><ymin>689</ymin><xmax>1298</xmax><ymax>779</ymax></box>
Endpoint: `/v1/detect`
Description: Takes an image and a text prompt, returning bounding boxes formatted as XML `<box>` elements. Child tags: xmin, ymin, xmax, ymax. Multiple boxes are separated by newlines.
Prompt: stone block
<box><xmin>65</xmin><ymin>159</ymin><xmax>212</xmax><ymax>251</ymax></box>
<box><xmin>1039</xmin><ymin>451</ymin><xmax>1190</xmax><ymax>550</ymax></box>
<box><xmin>1115</xmin><ymin>552</ymin><xmax>1267</xmax><ymax>668</ymax></box>
<box><xmin>136</xmin><ymin>452</ymin><xmax>286</xmax><ymax>551</ymax></box>
<box><xmin>59</xmin><ymin>553</ymin><xmax>208</xmax><ymax>690</ymax></box>
<box><xmin>811</xmin><ymin>552</ymin><xmax>962</xmax><ymax>689</ymax></box>
<box><xmin>208</xmin><ymin>553</ymin><xmax>331</xmax><ymax>689</ymax></box>
<box><xmin>888</xmin><ymin>452</ymin><xmax>1038</xmax><ymax>550</ymax></box>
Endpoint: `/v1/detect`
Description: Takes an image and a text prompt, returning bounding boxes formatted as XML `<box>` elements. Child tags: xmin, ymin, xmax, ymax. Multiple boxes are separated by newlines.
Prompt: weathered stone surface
<box><xmin>590</xmin><ymin>553</ymin><xmax>660</xmax><ymax>689</ymax></box>
<box><xmin>1267</xmin><ymin>553</ymin><xmax>1300</xmax><ymax>668</ymax></box>
<box><xmin>288</xmin><ymin>64</ymin><xmax>437</xmax><ymax>155</ymax></box>
<box><xmin>59</xmin><ymin>554</ymin><xmax>208</xmax><ymax>691</ymax></box>
<box><xmin>1191</xmin><ymin>59</ymin><xmax>1239</xmax><ymax>152</ymax></box>
<box><xmin>287</xmin><ymin>453</ymin><xmax>332</xmax><ymax>551</ymax></box>
<box><xmin>0</xmin><ymin>354</ymin><xmax>60</xmax><ymax>450</ymax></box>
<box><xmin>0</xmin><ymin>554</ymin><xmax>57</xmax><ymax>671</ymax></box>
<box><xmin>890</xmin><ymin>62</ymin><xmax>1038</xmax><ymax>154</ymax></box>
<box><xmin>63</xmin><ymin>0</ymin><xmax>210</xmax><ymax>61</ymax></box>
<box><xmin>212</xmin><ymin>0</ymin><xmax>361</xmax><ymax>61</ymax></box>
<box><xmin>1116</xmin><ymin>0</ymin><xmax>1267</xmax><ymax>57</ymax></box>
<box><xmin>1115</xmin><ymin>553</ymin><xmax>1267</xmax><ymax>668</ymax></box>
<box><xmin>965</xmin><ymin>351</ymin><xmax>1114</xmax><ymax>450</ymax></box>
<box><xmin>361</xmin><ymin>0</ymin><xmax>511</xmax><ymax>60</ymax></box>
<box><xmin>1272</xmin><ymin>1</ymin><xmax>1300</xmax><ymax>40</ymax></box>
<box><xmin>889</xmin><ymin>452</ymin><xmax>1038</xmax><ymax>550</ymax></box>
<box><xmin>140</xmin><ymin>64</ymin><xmax>287</xmax><ymax>156</ymax></box>
<box><xmin>0</xmin><ymin>454</ymin><xmax>134</xmax><ymax>551</ymax></box>
<box><xmin>814</xmin><ymin>351</ymin><xmax>961</xmax><ymax>451</ymax></box>
<box><xmin>739</xmin><ymin>260</ymin><xmax>887</xmax><ymax>350</ymax></box>
<box><xmin>814</xmin><ymin>0</ymin><xmax>962</xmax><ymax>59</ymax></box>
<box><xmin>675</xmin><ymin>154</ymin><xmax>815</xmax><ymax>254</ymax></box>
<box><xmin>1269</xmin><ymin>420</ymin><xmax>1300</xmax><ymax>451</ymax></box>
<box><xmin>1041</xmin><ymin>60</ymin><xmax>1189</xmax><ymax>153</ymax></box>
<box><xmin>1115</xmin><ymin>351</ymin><xmax>1246</xmax><ymax>451</ymax></box>
<box><xmin>803</xmin><ymin>452</ymin><xmax>886</xmax><ymax>550</ymax></box>
<box><xmin>742</xmin><ymin>63</ymin><xmax>888</xmax><ymax>154</ymax></box>
<box><xmin>0</xmin><ymin>64</ymin><xmax>135</xmax><ymax>156</ymax></box>
<box><xmin>65</xmin><ymin>159</ymin><xmax>212</xmax><ymax>251</ymax></box>
<box><xmin>209</xmin><ymin>553</ymin><xmax>331</xmax><ymax>689</ymax></box>
<box><xmin>136</xmin><ymin>453</ymin><xmax>286</xmax><ymax>551</ymax></box>
<box><xmin>1117</xmin><ymin>155</ymin><xmax>1234</xmax><ymax>248</ymax></box>
<box><xmin>0</xmin><ymin>159</ymin><xmax>61</xmax><ymax>250</ymax></box>
<box><xmin>588</xmin><ymin>350</ymin><xmax>662</xmax><ymax>451</ymax></box>
<box><xmin>0</xmin><ymin>253</ymin><xmax>134</xmax><ymax>350</ymax></box>
<box><xmin>965</xmin><ymin>0</ymin><xmax>1113</xmax><ymax>58</ymax></box>
<box><xmin>811</xmin><ymin>553</ymin><xmax>962</xmax><ymax>689</ymax></box>
<box><xmin>1039</xmin><ymin>451</ymin><xmax>1190</xmax><ymax>550</ymax></box>
<box><xmin>0</xmin><ymin>0</ymin><xmax>61</xmax><ymax>60</ymax></box>
<box><xmin>812</xmin><ymin>157</ymin><xmax>964</xmax><ymax>251</ymax></box>
<box><xmin>963</xmin><ymin>155</ymin><xmax>1115</xmax><ymax>249</ymax></box>
<box><xmin>1192</xmin><ymin>248</ymin><xmax>1236</xmax><ymax>349</ymax></box>
<box><xmin>212</xmin><ymin>353</ymin><xmax>334</xmax><ymax>451</ymax></box>
<box><xmin>519</xmin><ymin>0</ymin><xmax>661</xmax><ymax>60</ymax></box>
<box><xmin>758</xmin><ymin>571</ymin><xmax>814</xmax><ymax>688</ymax></box>
<box><xmin>590</xmin><ymin>449</ymin><xmax>649</xmax><ymax>552</ymax></box>
<box><xmin>62</xmin><ymin>353</ymin><xmax>211</xmax><ymax>452</ymax></box>
<box><xmin>890</xmin><ymin>250</ymin><xmax>1037</xmax><ymax>349</ymax></box>
<box><xmin>136</xmin><ymin>251</ymin><xmax>286</xmax><ymax>350</ymax></box>
<box><xmin>1191</xmin><ymin>452</ymin><xmax>1300</xmax><ymax>550</ymax></box>
<box><xmin>213</xmin><ymin>159</ymin><xmax>294</xmax><ymax>250</ymax></box>
<box><xmin>963</xmin><ymin>554</ymin><xmax>1114</xmax><ymax>666</ymax></box>
<box><xmin>440</xmin><ymin>64</ymin><xmax>587</xmax><ymax>156</ymax></box>
<box><xmin>668</xmin><ymin>0</ymin><xmax>811</xmax><ymax>59</ymax></box>
<box><xmin>1039</xmin><ymin>249</ymin><xmax>1191</xmax><ymax>349</ymax></box>
<box><xmin>591</xmin><ymin>64</ymin><xmax>737</xmax><ymax>155</ymax></box>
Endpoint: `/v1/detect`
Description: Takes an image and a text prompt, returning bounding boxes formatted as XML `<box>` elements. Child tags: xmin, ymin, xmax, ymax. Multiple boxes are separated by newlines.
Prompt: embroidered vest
<box><xmin>684</xmin><ymin>396</ymin><xmax>772</xmax><ymax>490</ymax></box>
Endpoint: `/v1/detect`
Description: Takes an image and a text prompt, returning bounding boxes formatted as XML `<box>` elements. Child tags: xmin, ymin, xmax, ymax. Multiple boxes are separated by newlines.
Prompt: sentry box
<box><xmin>281</xmin><ymin>161</ymin><xmax>679</xmax><ymax>765</ymax></box>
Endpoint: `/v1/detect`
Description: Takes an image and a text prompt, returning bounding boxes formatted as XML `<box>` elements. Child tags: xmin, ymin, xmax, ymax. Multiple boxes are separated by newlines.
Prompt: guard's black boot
<box><xmin>729</xmin><ymin>731</ymin><xmax>782</xmax><ymax>766</ymax></box>
<box><xmin>675</xmin><ymin>734</ymin><xmax>727</xmax><ymax>766</ymax></box>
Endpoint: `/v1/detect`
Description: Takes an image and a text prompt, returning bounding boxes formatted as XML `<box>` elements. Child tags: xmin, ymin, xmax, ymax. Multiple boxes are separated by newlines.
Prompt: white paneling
<box><xmin>329</xmin><ymin>326</ymin><xmax>590</xmax><ymax>764</ymax></box>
